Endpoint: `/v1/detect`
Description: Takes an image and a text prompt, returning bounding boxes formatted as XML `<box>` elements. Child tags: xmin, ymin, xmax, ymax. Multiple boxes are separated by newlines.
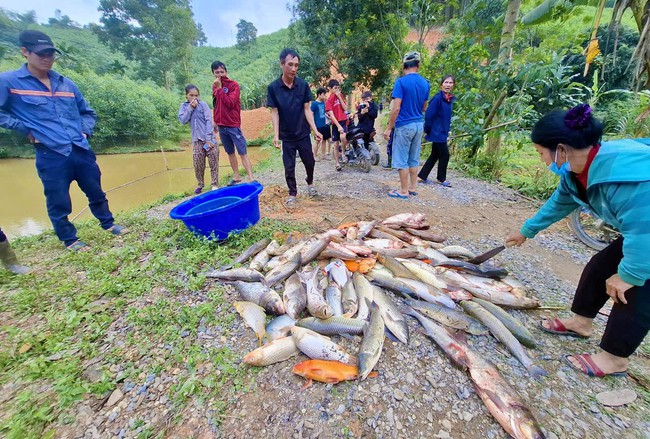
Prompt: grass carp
<box><xmin>399</xmin><ymin>259</ymin><xmax>449</xmax><ymax>290</ymax></box>
<box><xmin>396</xmin><ymin>277</ymin><xmax>456</xmax><ymax>309</ymax></box>
<box><xmin>296</xmin><ymin>316</ymin><xmax>366</xmax><ymax>336</ymax></box>
<box><xmin>291</xmin><ymin>326</ymin><xmax>356</xmax><ymax>365</ymax></box>
<box><xmin>460</xmin><ymin>300</ymin><xmax>546</xmax><ymax>378</ymax></box>
<box><xmin>405</xmin><ymin>298</ymin><xmax>487</xmax><ymax>335</ymax></box>
<box><xmin>404</xmin><ymin>227</ymin><xmax>445</xmax><ymax>243</ymax></box>
<box><xmin>243</xmin><ymin>336</ymin><xmax>298</xmax><ymax>366</ymax></box>
<box><xmin>404</xmin><ymin>308</ymin><xmax>545</xmax><ymax>439</ymax></box>
<box><xmin>358</xmin><ymin>303</ymin><xmax>385</xmax><ymax>380</ymax></box>
<box><xmin>377</xmin><ymin>252</ymin><xmax>418</xmax><ymax>280</ymax></box>
<box><xmin>204</xmin><ymin>267</ymin><xmax>264</xmax><ymax>283</ymax></box>
<box><xmin>283</xmin><ymin>272</ymin><xmax>307</xmax><ymax>320</ymax></box>
<box><xmin>471</xmin><ymin>298</ymin><xmax>536</xmax><ymax>348</ymax></box>
<box><xmin>435</xmin><ymin>259</ymin><xmax>509</xmax><ymax>280</ymax></box>
<box><xmin>233</xmin><ymin>301</ymin><xmax>267</xmax><ymax>345</ymax></box>
<box><xmin>325</xmin><ymin>282</ymin><xmax>344</xmax><ymax>316</ymax></box>
<box><xmin>232</xmin><ymin>281</ymin><xmax>285</xmax><ymax>315</ymax></box>
<box><xmin>438</xmin><ymin>245</ymin><xmax>476</xmax><ymax>260</ymax></box>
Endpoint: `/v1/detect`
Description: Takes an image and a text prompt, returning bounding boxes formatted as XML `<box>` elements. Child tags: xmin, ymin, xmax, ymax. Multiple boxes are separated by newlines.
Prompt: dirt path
<box><xmin>166</xmin><ymin>134</ymin><xmax>649</xmax><ymax>438</ymax></box>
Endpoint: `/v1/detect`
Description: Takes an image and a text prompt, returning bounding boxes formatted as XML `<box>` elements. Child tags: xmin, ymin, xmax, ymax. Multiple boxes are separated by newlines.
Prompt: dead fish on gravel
<box><xmin>382</xmin><ymin>212</ymin><xmax>428</xmax><ymax>229</ymax></box>
<box><xmin>318</xmin><ymin>242</ymin><xmax>359</xmax><ymax>260</ymax></box>
<box><xmin>434</xmin><ymin>259</ymin><xmax>509</xmax><ymax>280</ymax></box>
<box><xmin>376</xmin><ymin>226</ymin><xmax>428</xmax><ymax>246</ymax></box>
<box><xmin>325</xmin><ymin>259</ymin><xmax>350</xmax><ymax>287</ymax></box>
<box><xmin>341</xmin><ymin>279</ymin><xmax>358</xmax><ymax>317</ymax></box>
<box><xmin>233</xmin><ymin>301</ymin><xmax>267</xmax><ymax>345</ymax></box>
<box><xmin>415</xmin><ymin>246</ymin><xmax>449</xmax><ymax>265</ymax></box>
<box><xmin>266</xmin><ymin>314</ymin><xmax>296</xmax><ymax>340</ymax></box>
<box><xmin>471</xmin><ymin>298</ymin><xmax>536</xmax><ymax>348</ymax></box>
<box><xmin>250</xmin><ymin>249</ymin><xmax>271</xmax><ymax>272</ymax></box>
<box><xmin>460</xmin><ymin>300</ymin><xmax>546</xmax><ymax>378</ymax></box>
<box><xmin>243</xmin><ymin>336</ymin><xmax>298</xmax><ymax>366</ymax></box>
<box><xmin>363</xmin><ymin>238</ymin><xmax>406</xmax><ymax>249</ymax></box>
<box><xmin>405</xmin><ymin>298</ymin><xmax>487</xmax><ymax>335</ymax></box>
<box><xmin>291</xmin><ymin>326</ymin><xmax>356</xmax><ymax>365</ymax></box>
<box><xmin>231</xmin><ymin>281</ymin><xmax>285</xmax><ymax>315</ymax></box>
<box><xmin>346</xmin><ymin>226</ymin><xmax>359</xmax><ymax>241</ymax></box>
<box><xmin>404</xmin><ymin>307</ymin><xmax>545</xmax><ymax>439</ymax></box>
<box><xmin>265</xmin><ymin>252</ymin><xmax>301</xmax><ymax>287</ymax></box>
<box><xmin>371</xmin><ymin>285</ymin><xmax>409</xmax><ymax>344</ymax></box>
<box><xmin>399</xmin><ymin>259</ymin><xmax>449</xmax><ymax>290</ymax></box>
<box><xmin>377</xmin><ymin>252</ymin><xmax>418</xmax><ymax>280</ymax></box>
<box><xmin>225</xmin><ymin>237</ymin><xmax>271</xmax><ymax>269</ymax></box>
<box><xmin>300</xmin><ymin>236</ymin><xmax>332</xmax><ymax>265</ymax></box>
<box><xmin>299</xmin><ymin>268</ymin><xmax>333</xmax><ymax>319</ymax></box>
<box><xmin>296</xmin><ymin>316</ymin><xmax>366</xmax><ymax>336</ymax></box>
<box><xmin>369</xmin><ymin>228</ymin><xmax>407</xmax><ymax>243</ymax></box>
<box><xmin>205</xmin><ymin>267</ymin><xmax>265</xmax><ymax>283</ymax></box>
<box><xmin>358</xmin><ymin>302</ymin><xmax>385</xmax><ymax>380</ymax></box>
<box><xmin>283</xmin><ymin>273</ymin><xmax>307</xmax><ymax>320</ymax></box>
<box><xmin>499</xmin><ymin>276</ymin><xmax>529</xmax><ymax>298</ymax></box>
<box><xmin>352</xmin><ymin>272</ymin><xmax>374</xmax><ymax>320</ymax></box>
<box><xmin>325</xmin><ymin>282</ymin><xmax>344</xmax><ymax>316</ymax></box>
<box><xmin>293</xmin><ymin>359</ymin><xmax>377</xmax><ymax>386</ymax></box>
<box><xmin>267</xmin><ymin>236</ymin><xmax>297</xmax><ymax>256</ymax></box>
<box><xmin>265</xmin><ymin>240</ymin><xmax>307</xmax><ymax>271</ymax></box>
<box><xmin>438</xmin><ymin>245</ymin><xmax>476</xmax><ymax>260</ymax></box>
<box><xmin>404</xmin><ymin>227</ymin><xmax>445</xmax><ymax>243</ymax></box>
<box><xmin>357</xmin><ymin>220</ymin><xmax>379</xmax><ymax>239</ymax></box>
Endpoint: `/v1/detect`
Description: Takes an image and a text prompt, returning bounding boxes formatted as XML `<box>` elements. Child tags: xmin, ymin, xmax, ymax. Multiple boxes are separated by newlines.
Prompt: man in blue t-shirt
<box><xmin>310</xmin><ymin>87</ymin><xmax>331</xmax><ymax>161</ymax></box>
<box><xmin>383</xmin><ymin>51</ymin><xmax>430</xmax><ymax>199</ymax></box>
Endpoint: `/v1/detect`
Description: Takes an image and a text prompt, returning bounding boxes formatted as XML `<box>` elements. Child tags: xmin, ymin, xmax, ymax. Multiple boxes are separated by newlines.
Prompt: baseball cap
<box><xmin>403</xmin><ymin>51</ymin><xmax>421</xmax><ymax>63</ymax></box>
<box><xmin>19</xmin><ymin>30</ymin><xmax>61</xmax><ymax>54</ymax></box>
<box><xmin>361</xmin><ymin>91</ymin><xmax>372</xmax><ymax>98</ymax></box>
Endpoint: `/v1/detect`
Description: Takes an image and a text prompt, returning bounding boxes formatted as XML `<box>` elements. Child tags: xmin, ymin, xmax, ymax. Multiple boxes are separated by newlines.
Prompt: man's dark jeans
<box><xmin>281</xmin><ymin>137</ymin><xmax>315</xmax><ymax>197</ymax></box>
<box><xmin>35</xmin><ymin>145</ymin><xmax>114</xmax><ymax>246</ymax></box>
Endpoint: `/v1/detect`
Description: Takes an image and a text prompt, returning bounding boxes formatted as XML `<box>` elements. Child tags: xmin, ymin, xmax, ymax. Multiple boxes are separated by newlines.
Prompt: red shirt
<box><xmin>576</xmin><ymin>144</ymin><xmax>601</xmax><ymax>190</ymax></box>
<box><xmin>325</xmin><ymin>93</ymin><xmax>347</xmax><ymax>122</ymax></box>
<box><xmin>212</xmin><ymin>76</ymin><xmax>241</xmax><ymax>128</ymax></box>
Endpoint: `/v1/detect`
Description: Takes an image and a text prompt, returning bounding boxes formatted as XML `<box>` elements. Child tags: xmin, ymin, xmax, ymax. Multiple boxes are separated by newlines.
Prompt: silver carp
<box><xmin>296</xmin><ymin>316</ymin><xmax>366</xmax><ymax>336</ymax></box>
<box><xmin>460</xmin><ymin>300</ymin><xmax>546</xmax><ymax>377</ymax></box>
<box><xmin>471</xmin><ymin>298</ymin><xmax>536</xmax><ymax>348</ymax></box>
<box><xmin>377</xmin><ymin>252</ymin><xmax>418</xmax><ymax>280</ymax></box>
<box><xmin>325</xmin><ymin>282</ymin><xmax>344</xmax><ymax>316</ymax></box>
<box><xmin>405</xmin><ymin>298</ymin><xmax>487</xmax><ymax>335</ymax></box>
<box><xmin>371</xmin><ymin>285</ymin><xmax>409</xmax><ymax>344</ymax></box>
<box><xmin>205</xmin><ymin>267</ymin><xmax>265</xmax><ymax>283</ymax></box>
<box><xmin>357</xmin><ymin>220</ymin><xmax>379</xmax><ymax>239</ymax></box>
<box><xmin>232</xmin><ymin>281</ymin><xmax>285</xmax><ymax>315</ymax></box>
<box><xmin>341</xmin><ymin>278</ymin><xmax>358</xmax><ymax>317</ymax></box>
<box><xmin>265</xmin><ymin>314</ymin><xmax>296</xmax><ymax>341</ymax></box>
<box><xmin>352</xmin><ymin>272</ymin><xmax>374</xmax><ymax>320</ymax></box>
<box><xmin>396</xmin><ymin>277</ymin><xmax>456</xmax><ymax>309</ymax></box>
<box><xmin>291</xmin><ymin>326</ymin><xmax>356</xmax><ymax>365</ymax></box>
<box><xmin>399</xmin><ymin>259</ymin><xmax>449</xmax><ymax>290</ymax></box>
<box><xmin>358</xmin><ymin>303</ymin><xmax>385</xmax><ymax>380</ymax></box>
<box><xmin>243</xmin><ymin>336</ymin><xmax>299</xmax><ymax>366</ymax></box>
<box><xmin>250</xmin><ymin>249</ymin><xmax>271</xmax><ymax>272</ymax></box>
<box><xmin>283</xmin><ymin>272</ymin><xmax>307</xmax><ymax>319</ymax></box>
<box><xmin>298</xmin><ymin>268</ymin><xmax>333</xmax><ymax>319</ymax></box>
<box><xmin>233</xmin><ymin>301</ymin><xmax>267</xmax><ymax>345</ymax></box>
<box><xmin>404</xmin><ymin>308</ymin><xmax>545</xmax><ymax>439</ymax></box>
<box><xmin>404</xmin><ymin>227</ymin><xmax>445</xmax><ymax>243</ymax></box>
<box><xmin>227</xmin><ymin>237</ymin><xmax>271</xmax><ymax>268</ymax></box>
<box><xmin>265</xmin><ymin>252</ymin><xmax>301</xmax><ymax>287</ymax></box>
<box><xmin>438</xmin><ymin>245</ymin><xmax>476</xmax><ymax>260</ymax></box>
<box><xmin>300</xmin><ymin>236</ymin><xmax>332</xmax><ymax>265</ymax></box>
<box><xmin>325</xmin><ymin>259</ymin><xmax>350</xmax><ymax>287</ymax></box>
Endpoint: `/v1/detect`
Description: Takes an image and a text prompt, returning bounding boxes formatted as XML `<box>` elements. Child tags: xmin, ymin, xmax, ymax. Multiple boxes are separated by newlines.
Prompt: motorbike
<box><xmin>341</xmin><ymin>120</ymin><xmax>374</xmax><ymax>173</ymax></box>
<box><xmin>569</xmin><ymin>206</ymin><xmax>619</xmax><ymax>251</ymax></box>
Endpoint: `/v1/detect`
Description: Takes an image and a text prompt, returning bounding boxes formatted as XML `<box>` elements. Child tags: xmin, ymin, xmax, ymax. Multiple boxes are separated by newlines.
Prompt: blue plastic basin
<box><xmin>169</xmin><ymin>182</ymin><xmax>264</xmax><ymax>240</ymax></box>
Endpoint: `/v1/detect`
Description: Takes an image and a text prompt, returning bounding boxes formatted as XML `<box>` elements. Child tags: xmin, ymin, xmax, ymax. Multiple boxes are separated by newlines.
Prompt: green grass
<box><xmin>0</xmin><ymin>191</ymin><xmax>308</xmax><ymax>438</ymax></box>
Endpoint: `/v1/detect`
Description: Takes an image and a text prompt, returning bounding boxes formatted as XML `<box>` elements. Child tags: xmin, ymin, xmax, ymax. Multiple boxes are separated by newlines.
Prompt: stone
<box><xmin>596</xmin><ymin>389</ymin><xmax>637</xmax><ymax>407</ymax></box>
<box><xmin>105</xmin><ymin>389</ymin><xmax>124</xmax><ymax>408</ymax></box>
<box><xmin>394</xmin><ymin>389</ymin><xmax>405</xmax><ymax>401</ymax></box>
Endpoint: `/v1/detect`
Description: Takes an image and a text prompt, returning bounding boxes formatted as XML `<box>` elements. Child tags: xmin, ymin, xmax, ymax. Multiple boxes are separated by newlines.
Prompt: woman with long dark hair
<box><xmin>507</xmin><ymin>104</ymin><xmax>650</xmax><ymax>377</ymax></box>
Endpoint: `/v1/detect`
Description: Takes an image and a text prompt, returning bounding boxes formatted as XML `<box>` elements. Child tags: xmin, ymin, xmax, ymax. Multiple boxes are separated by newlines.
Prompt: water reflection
<box><xmin>0</xmin><ymin>148</ymin><xmax>268</xmax><ymax>239</ymax></box>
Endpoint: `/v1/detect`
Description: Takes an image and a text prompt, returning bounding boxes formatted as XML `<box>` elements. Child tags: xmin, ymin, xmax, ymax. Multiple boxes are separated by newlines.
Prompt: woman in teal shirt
<box><xmin>507</xmin><ymin>104</ymin><xmax>650</xmax><ymax>378</ymax></box>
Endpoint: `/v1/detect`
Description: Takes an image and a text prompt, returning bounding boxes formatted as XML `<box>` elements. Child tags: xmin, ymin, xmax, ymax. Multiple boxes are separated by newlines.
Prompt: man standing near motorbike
<box><xmin>325</xmin><ymin>79</ymin><xmax>348</xmax><ymax>171</ymax></box>
<box><xmin>356</xmin><ymin>91</ymin><xmax>378</xmax><ymax>148</ymax></box>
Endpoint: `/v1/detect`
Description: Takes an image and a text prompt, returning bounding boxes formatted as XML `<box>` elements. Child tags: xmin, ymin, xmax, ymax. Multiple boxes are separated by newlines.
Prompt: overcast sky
<box><xmin>0</xmin><ymin>0</ymin><xmax>294</xmax><ymax>47</ymax></box>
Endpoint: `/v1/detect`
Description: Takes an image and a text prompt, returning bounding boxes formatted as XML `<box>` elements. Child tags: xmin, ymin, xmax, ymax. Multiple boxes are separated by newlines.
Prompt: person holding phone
<box><xmin>178</xmin><ymin>85</ymin><xmax>219</xmax><ymax>194</ymax></box>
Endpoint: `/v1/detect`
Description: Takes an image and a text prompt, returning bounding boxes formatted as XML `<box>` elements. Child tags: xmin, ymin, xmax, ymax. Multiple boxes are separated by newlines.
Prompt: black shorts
<box><xmin>331</xmin><ymin>120</ymin><xmax>348</xmax><ymax>142</ymax></box>
<box><xmin>317</xmin><ymin>125</ymin><xmax>331</xmax><ymax>141</ymax></box>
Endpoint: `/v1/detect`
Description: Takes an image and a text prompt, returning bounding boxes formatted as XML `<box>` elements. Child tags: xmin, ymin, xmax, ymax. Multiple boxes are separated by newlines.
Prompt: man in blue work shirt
<box><xmin>0</xmin><ymin>31</ymin><xmax>128</xmax><ymax>251</ymax></box>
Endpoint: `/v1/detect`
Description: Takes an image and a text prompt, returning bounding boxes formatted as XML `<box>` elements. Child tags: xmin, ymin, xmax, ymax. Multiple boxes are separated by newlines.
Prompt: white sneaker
<box><xmin>211</xmin><ymin>185</ymin><xmax>218</xmax><ymax>191</ymax></box>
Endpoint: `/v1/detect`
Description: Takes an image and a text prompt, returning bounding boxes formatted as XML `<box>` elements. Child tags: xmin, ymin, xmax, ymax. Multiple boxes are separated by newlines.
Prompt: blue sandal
<box><xmin>107</xmin><ymin>225</ymin><xmax>129</xmax><ymax>236</ymax></box>
<box><xmin>67</xmin><ymin>240</ymin><xmax>90</xmax><ymax>252</ymax></box>
<box><xmin>387</xmin><ymin>190</ymin><xmax>409</xmax><ymax>199</ymax></box>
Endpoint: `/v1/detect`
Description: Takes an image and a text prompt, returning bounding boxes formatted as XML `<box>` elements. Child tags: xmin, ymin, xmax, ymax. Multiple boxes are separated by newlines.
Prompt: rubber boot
<box><xmin>0</xmin><ymin>240</ymin><xmax>31</xmax><ymax>275</ymax></box>
<box><xmin>381</xmin><ymin>156</ymin><xmax>392</xmax><ymax>169</ymax></box>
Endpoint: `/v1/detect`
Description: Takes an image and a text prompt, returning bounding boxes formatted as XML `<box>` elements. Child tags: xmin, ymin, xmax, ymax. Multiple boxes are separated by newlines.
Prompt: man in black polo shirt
<box><xmin>267</xmin><ymin>48</ymin><xmax>323</xmax><ymax>207</ymax></box>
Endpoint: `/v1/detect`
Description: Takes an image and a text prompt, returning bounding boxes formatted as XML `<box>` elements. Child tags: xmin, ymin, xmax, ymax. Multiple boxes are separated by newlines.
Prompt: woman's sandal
<box><xmin>563</xmin><ymin>354</ymin><xmax>627</xmax><ymax>377</ymax></box>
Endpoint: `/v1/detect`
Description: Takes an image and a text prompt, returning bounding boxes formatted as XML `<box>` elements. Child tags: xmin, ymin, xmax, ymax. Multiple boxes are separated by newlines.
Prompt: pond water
<box><xmin>1</xmin><ymin>147</ymin><xmax>268</xmax><ymax>240</ymax></box>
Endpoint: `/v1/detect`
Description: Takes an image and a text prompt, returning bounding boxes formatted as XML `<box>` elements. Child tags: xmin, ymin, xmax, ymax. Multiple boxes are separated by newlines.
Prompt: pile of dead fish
<box><xmin>205</xmin><ymin>213</ymin><xmax>547</xmax><ymax>439</ymax></box>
